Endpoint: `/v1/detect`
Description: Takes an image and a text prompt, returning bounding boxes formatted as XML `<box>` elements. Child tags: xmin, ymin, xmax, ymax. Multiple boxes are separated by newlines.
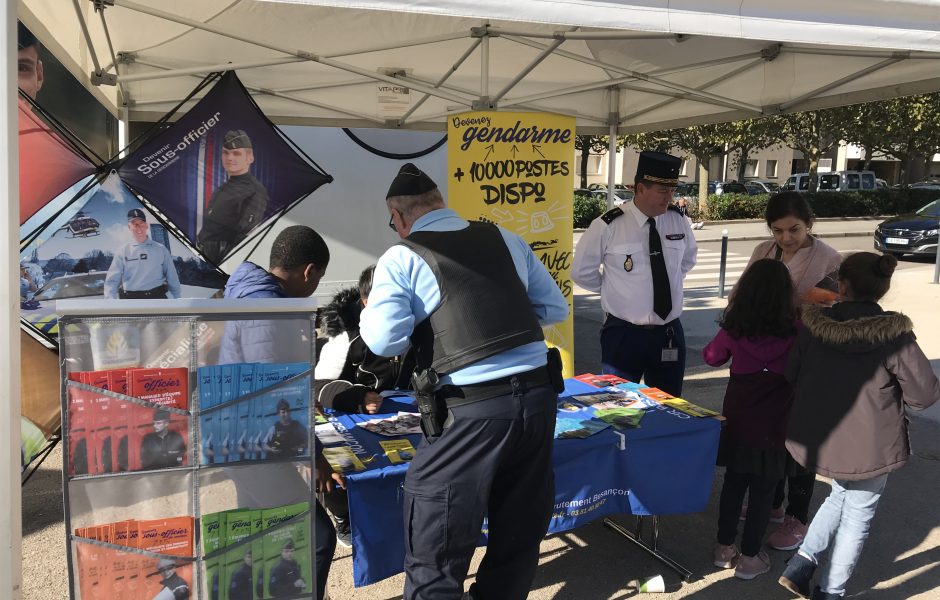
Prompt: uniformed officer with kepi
<box><xmin>572</xmin><ymin>151</ymin><xmax>697</xmax><ymax>396</ymax></box>
<box><xmin>197</xmin><ymin>129</ymin><xmax>270</xmax><ymax>264</ymax></box>
<box><xmin>105</xmin><ymin>208</ymin><xmax>181</xmax><ymax>299</ymax></box>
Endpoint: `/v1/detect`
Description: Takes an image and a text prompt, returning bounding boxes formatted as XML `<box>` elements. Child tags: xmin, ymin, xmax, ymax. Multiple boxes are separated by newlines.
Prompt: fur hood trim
<box><xmin>320</xmin><ymin>287</ymin><xmax>361</xmax><ymax>337</ymax></box>
<box><xmin>802</xmin><ymin>304</ymin><xmax>912</xmax><ymax>347</ymax></box>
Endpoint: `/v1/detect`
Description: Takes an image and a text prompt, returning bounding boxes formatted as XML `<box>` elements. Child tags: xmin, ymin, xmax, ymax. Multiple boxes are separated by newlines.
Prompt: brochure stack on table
<box><xmin>57</xmin><ymin>298</ymin><xmax>319</xmax><ymax>600</ymax></box>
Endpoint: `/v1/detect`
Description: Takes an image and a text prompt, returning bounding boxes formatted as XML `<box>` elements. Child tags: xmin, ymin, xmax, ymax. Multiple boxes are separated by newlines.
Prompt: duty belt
<box><xmin>437</xmin><ymin>366</ymin><xmax>551</xmax><ymax>407</ymax></box>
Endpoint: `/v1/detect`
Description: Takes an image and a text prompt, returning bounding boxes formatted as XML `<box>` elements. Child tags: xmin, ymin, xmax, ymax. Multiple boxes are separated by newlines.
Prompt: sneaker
<box><xmin>768</xmin><ymin>515</ymin><xmax>808</xmax><ymax>551</ymax></box>
<box><xmin>778</xmin><ymin>552</ymin><xmax>817</xmax><ymax>598</ymax></box>
<box><xmin>739</xmin><ymin>504</ymin><xmax>785</xmax><ymax>524</ymax></box>
<box><xmin>734</xmin><ymin>550</ymin><xmax>771</xmax><ymax>580</ymax></box>
<box><xmin>713</xmin><ymin>543</ymin><xmax>740</xmax><ymax>569</ymax></box>
<box><xmin>335</xmin><ymin>528</ymin><xmax>352</xmax><ymax>549</ymax></box>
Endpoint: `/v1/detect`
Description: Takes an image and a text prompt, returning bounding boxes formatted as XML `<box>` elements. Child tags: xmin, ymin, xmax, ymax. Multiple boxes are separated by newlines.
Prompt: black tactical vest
<box><xmin>400</xmin><ymin>221</ymin><xmax>545</xmax><ymax>374</ymax></box>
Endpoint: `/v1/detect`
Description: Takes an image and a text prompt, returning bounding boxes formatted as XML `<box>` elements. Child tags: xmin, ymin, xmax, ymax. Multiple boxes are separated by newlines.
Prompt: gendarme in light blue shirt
<box><xmin>104</xmin><ymin>238</ymin><xmax>181</xmax><ymax>299</ymax></box>
<box><xmin>360</xmin><ymin>208</ymin><xmax>569</xmax><ymax>386</ymax></box>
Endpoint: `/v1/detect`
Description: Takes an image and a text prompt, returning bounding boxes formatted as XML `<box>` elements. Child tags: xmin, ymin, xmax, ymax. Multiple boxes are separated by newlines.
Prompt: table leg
<box><xmin>603</xmin><ymin>516</ymin><xmax>694</xmax><ymax>581</ymax></box>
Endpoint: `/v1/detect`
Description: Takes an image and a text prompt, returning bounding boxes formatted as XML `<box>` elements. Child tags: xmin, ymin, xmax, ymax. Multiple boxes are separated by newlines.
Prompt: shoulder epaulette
<box><xmin>600</xmin><ymin>207</ymin><xmax>624</xmax><ymax>224</ymax></box>
<box><xmin>667</xmin><ymin>204</ymin><xmax>682</xmax><ymax>214</ymax></box>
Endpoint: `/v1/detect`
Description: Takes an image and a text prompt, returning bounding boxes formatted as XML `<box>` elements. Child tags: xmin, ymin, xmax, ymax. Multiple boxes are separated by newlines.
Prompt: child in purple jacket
<box><xmin>703</xmin><ymin>259</ymin><xmax>799</xmax><ymax>580</ymax></box>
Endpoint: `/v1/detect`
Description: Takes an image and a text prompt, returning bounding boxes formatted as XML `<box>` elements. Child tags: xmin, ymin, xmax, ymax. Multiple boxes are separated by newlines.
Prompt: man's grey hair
<box><xmin>387</xmin><ymin>188</ymin><xmax>445</xmax><ymax>221</ymax></box>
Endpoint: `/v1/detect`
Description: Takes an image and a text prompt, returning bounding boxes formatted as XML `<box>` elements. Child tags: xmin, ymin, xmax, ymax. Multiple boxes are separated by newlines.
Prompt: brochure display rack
<box><xmin>58</xmin><ymin>298</ymin><xmax>318</xmax><ymax>600</ymax></box>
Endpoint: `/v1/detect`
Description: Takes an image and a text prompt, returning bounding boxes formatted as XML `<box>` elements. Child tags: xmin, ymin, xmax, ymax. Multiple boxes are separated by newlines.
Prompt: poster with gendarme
<box><xmin>447</xmin><ymin>111</ymin><xmax>575</xmax><ymax>377</ymax></box>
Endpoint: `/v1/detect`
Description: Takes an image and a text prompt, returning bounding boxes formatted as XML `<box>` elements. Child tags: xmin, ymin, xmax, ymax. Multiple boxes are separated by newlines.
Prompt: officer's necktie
<box><xmin>647</xmin><ymin>217</ymin><xmax>672</xmax><ymax>321</ymax></box>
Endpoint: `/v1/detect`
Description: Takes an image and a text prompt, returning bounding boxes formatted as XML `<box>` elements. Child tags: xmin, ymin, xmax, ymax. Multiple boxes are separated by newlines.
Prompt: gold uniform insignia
<box><xmin>624</xmin><ymin>255</ymin><xmax>634</xmax><ymax>272</ymax></box>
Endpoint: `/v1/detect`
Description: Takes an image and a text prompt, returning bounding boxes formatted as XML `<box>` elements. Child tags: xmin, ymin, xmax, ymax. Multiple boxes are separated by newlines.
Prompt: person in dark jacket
<box><xmin>218</xmin><ymin>225</ymin><xmax>329</xmax><ymax>364</ymax></box>
<box><xmin>779</xmin><ymin>252</ymin><xmax>939</xmax><ymax>600</ymax></box>
<box><xmin>219</xmin><ymin>225</ymin><xmax>341</xmax><ymax>600</ymax></box>
<box><xmin>268</xmin><ymin>539</ymin><xmax>306</xmax><ymax>597</ymax></box>
<box><xmin>315</xmin><ymin>265</ymin><xmax>414</xmax><ymax>393</ymax></box>
<box><xmin>155</xmin><ymin>558</ymin><xmax>190</xmax><ymax>599</ymax></box>
<box><xmin>227</xmin><ymin>549</ymin><xmax>254</xmax><ymax>600</ymax></box>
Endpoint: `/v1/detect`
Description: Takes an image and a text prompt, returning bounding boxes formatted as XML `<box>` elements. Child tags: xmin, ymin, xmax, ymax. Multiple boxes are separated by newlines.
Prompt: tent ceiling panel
<box><xmin>20</xmin><ymin>0</ymin><xmax>940</xmax><ymax>133</ymax></box>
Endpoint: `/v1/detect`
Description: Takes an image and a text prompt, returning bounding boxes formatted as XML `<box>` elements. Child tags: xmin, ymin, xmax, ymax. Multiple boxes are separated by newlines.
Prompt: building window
<box><xmin>818</xmin><ymin>158</ymin><xmax>833</xmax><ymax>173</ymax></box>
<box><xmin>744</xmin><ymin>159</ymin><xmax>759</xmax><ymax>178</ymax></box>
<box><xmin>679</xmin><ymin>158</ymin><xmax>688</xmax><ymax>176</ymax></box>
<box><xmin>575</xmin><ymin>153</ymin><xmax>604</xmax><ymax>175</ymax></box>
<box><xmin>765</xmin><ymin>159</ymin><xmax>778</xmax><ymax>178</ymax></box>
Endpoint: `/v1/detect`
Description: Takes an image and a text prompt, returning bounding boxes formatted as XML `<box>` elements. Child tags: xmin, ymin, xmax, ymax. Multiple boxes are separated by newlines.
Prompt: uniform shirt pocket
<box><xmin>663</xmin><ymin>239</ymin><xmax>685</xmax><ymax>271</ymax></box>
<box><xmin>606</xmin><ymin>242</ymin><xmax>645</xmax><ymax>275</ymax></box>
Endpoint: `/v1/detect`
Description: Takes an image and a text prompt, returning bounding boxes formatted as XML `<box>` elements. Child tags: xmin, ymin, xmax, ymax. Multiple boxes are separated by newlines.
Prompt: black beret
<box><xmin>127</xmin><ymin>208</ymin><xmax>147</xmax><ymax>222</ymax></box>
<box><xmin>386</xmin><ymin>163</ymin><xmax>437</xmax><ymax>199</ymax></box>
<box><xmin>153</xmin><ymin>409</ymin><xmax>171</xmax><ymax>422</ymax></box>
<box><xmin>636</xmin><ymin>151</ymin><xmax>682</xmax><ymax>186</ymax></box>
<box><xmin>282</xmin><ymin>539</ymin><xmax>295</xmax><ymax>550</ymax></box>
<box><xmin>222</xmin><ymin>130</ymin><xmax>252</xmax><ymax>150</ymax></box>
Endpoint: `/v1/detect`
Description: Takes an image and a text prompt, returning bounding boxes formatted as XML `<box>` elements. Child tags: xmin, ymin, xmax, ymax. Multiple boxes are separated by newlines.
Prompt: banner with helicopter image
<box><xmin>19</xmin><ymin>173</ymin><xmax>227</xmax><ymax>342</ymax></box>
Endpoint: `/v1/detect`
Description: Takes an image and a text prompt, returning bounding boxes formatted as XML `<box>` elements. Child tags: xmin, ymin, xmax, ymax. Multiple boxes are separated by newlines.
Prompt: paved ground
<box><xmin>22</xmin><ymin>219</ymin><xmax>940</xmax><ymax>599</ymax></box>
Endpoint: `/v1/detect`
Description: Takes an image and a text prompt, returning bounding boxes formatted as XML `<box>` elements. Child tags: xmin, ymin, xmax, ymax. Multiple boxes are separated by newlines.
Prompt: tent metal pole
<box><xmin>113</xmin><ymin>0</ymin><xmax>474</xmax><ymax>106</ymax></box>
<box><xmin>607</xmin><ymin>87</ymin><xmax>620</xmax><ymax>210</ymax></box>
<box><xmin>321</xmin><ymin>31</ymin><xmax>470</xmax><ymax>59</ymax></box>
<box><xmin>620</xmin><ymin>58</ymin><xmax>765</xmax><ymax>122</ymax></box>
<box><xmin>481</xmin><ymin>31</ymin><xmax>490</xmax><ymax>102</ymax></box>
<box><xmin>1</xmin><ymin>5</ymin><xmax>23</xmax><ymax>599</ymax></box>
<box><xmin>119</xmin><ymin>57</ymin><xmax>308</xmax><ymax>83</ymax></box>
<box><xmin>399</xmin><ymin>38</ymin><xmax>482</xmax><ymax>126</ymax></box>
<box><xmin>131</xmin><ymin>59</ymin><xmax>387</xmax><ymax>124</ymax></box>
<box><xmin>502</xmin><ymin>35</ymin><xmax>762</xmax><ymax>113</ymax></box>
<box><xmin>489</xmin><ymin>27</ymin><xmax>683</xmax><ymax>41</ymax></box>
<box><xmin>491</xmin><ymin>37</ymin><xmax>567</xmax><ymax>103</ymax></box>
<box><xmin>784</xmin><ymin>46</ymin><xmax>936</xmax><ymax>59</ymax></box>
<box><xmin>776</xmin><ymin>58</ymin><xmax>904</xmax><ymax>112</ymax></box>
<box><xmin>72</xmin><ymin>0</ymin><xmax>104</xmax><ymax>78</ymax></box>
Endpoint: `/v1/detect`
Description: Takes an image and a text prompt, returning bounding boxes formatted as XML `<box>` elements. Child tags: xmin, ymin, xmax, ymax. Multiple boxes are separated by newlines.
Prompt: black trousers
<box><xmin>314</xmin><ymin>499</ymin><xmax>336</xmax><ymax>600</ymax></box>
<box><xmin>403</xmin><ymin>378</ymin><xmax>557</xmax><ymax>600</ymax></box>
<box><xmin>773</xmin><ymin>473</ymin><xmax>815</xmax><ymax>524</ymax></box>
<box><xmin>717</xmin><ymin>469</ymin><xmax>778</xmax><ymax>557</ymax></box>
<box><xmin>600</xmin><ymin>318</ymin><xmax>686</xmax><ymax>397</ymax></box>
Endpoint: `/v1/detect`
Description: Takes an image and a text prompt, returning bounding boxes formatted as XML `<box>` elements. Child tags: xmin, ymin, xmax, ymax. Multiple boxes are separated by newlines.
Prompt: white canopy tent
<box><xmin>18</xmin><ymin>0</ymin><xmax>940</xmax><ymax>134</ymax></box>
<box><xmin>5</xmin><ymin>1</ymin><xmax>940</xmax><ymax>596</ymax></box>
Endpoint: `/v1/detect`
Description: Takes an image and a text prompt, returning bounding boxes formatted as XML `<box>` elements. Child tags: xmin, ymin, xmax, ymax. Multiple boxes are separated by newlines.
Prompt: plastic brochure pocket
<box><xmin>66</xmin><ymin>382</ymin><xmax>191</xmax><ymax>476</ymax></box>
<box><xmin>71</xmin><ymin>536</ymin><xmax>194</xmax><ymax>600</ymax></box>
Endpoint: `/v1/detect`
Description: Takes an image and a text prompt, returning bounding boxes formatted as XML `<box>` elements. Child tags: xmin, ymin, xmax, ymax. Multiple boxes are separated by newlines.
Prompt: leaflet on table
<box><xmin>201</xmin><ymin>502</ymin><xmax>310</xmax><ymax>600</ymax></box>
<box><xmin>322</xmin><ymin>446</ymin><xmax>367</xmax><ymax>472</ymax></box>
<box><xmin>74</xmin><ymin>516</ymin><xmax>195</xmax><ymax>599</ymax></box>
<box><xmin>640</xmin><ymin>387</ymin><xmax>720</xmax><ymax>417</ymax></box>
<box><xmin>554</xmin><ymin>417</ymin><xmax>611</xmax><ymax>439</ymax></box>
<box><xmin>379</xmin><ymin>439</ymin><xmax>417</xmax><ymax>464</ymax></box>
<box><xmin>594</xmin><ymin>407</ymin><xmax>646</xmax><ymax>429</ymax></box>
<box><xmin>355</xmin><ymin>412</ymin><xmax>422</xmax><ymax>437</ymax></box>
<box><xmin>314</xmin><ymin>422</ymin><xmax>346</xmax><ymax>446</ymax></box>
<box><xmin>573</xmin><ymin>373</ymin><xmax>629</xmax><ymax>388</ymax></box>
<box><xmin>196</xmin><ymin>362</ymin><xmax>311</xmax><ymax>465</ymax></box>
<box><xmin>66</xmin><ymin>368</ymin><xmax>190</xmax><ymax>476</ymax></box>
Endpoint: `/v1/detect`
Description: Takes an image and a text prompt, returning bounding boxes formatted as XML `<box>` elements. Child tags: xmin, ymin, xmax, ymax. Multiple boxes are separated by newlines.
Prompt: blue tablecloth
<box><xmin>328</xmin><ymin>380</ymin><xmax>720</xmax><ymax>587</ymax></box>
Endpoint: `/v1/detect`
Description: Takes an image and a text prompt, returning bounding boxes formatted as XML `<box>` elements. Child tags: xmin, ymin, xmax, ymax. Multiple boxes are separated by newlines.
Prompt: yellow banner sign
<box><xmin>447</xmin><ymin>111</ymin><xmax>576</xmax><ymax>376</ymax></box>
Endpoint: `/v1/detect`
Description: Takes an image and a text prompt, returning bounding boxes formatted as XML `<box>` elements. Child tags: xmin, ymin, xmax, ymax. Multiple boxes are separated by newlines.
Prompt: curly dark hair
<box><xmin>269</xmin><ymin>225</ymin><xmax>329</xmax><ymax>270</ymax></box>
<box><xmin>720</xmin><ymin>259</ymin><xmax>797</xmax><ymax>339</ymax></box>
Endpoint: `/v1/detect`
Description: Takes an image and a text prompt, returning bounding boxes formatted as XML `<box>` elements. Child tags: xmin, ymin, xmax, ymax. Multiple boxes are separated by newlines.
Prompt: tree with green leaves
<box><xmin>867</xmin><ymin>93</ymin><xmax>940</xmax><ymax>183</ymax></box>
<box><xmin>665</xmin><ymin>124</ymin><xmax>729</xmax><ymax>211</ymax></box>
<box><xmin>777</xmin><ymin>109</ymin><xmax>847</xmax><ymax>192</ymax></box>
<box><xmin>575</xmin><ymin>135</ymin><xmax>624</xmax><ymax>188</ymax></box>
<box><xmin>725</xmin><ymin>118</ymin><xmax>787</xmax><ymax>181</ymax></box>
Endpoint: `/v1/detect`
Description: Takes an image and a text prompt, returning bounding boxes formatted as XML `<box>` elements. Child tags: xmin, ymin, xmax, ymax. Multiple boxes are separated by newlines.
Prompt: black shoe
<box><xmin>811</xmin><ymin>586</ymin><xmax>843</xmax><ymax>599</ymax></box>
<box><xmin>778</xmin><ymin>552</ymin><xmax>816</xmax><ymax>598</ymax></box>
<box><xmin>335</xmin><ymin>529</ymin><xmax>352</xmax><ymax>549</ymax></box>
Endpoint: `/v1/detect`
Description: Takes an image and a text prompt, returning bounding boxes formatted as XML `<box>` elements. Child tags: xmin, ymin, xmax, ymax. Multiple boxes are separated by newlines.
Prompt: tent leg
<box><xmin>604</xmin><ymin>516</ymin><xmax>694</xmax><ymax>581</ymax></box>
<box><xmin>21</xmin><ymin>431</ymin><xmax>62</xmax><ymax>486</ymax></box>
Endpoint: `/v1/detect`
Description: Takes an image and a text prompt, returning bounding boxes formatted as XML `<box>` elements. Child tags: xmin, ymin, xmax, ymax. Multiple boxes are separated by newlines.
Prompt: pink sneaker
<box><xmin>713</xmin><ymin>543</ymin><xmax>740</xmax><ymax>569</ymax></box>
<box><xmin>734</xmin><ymin>550</ymin><xmax>771</xmax><ymax>580</ymax></box>
<box><xmin>739</xmin><ymin>504</ymin><xmax>786</xmax><ymax>524</ymax></box>
<box><xmin>768</xmin><ymin>515</ymin><xmax>808</xmax><ymax>551</ymax></box>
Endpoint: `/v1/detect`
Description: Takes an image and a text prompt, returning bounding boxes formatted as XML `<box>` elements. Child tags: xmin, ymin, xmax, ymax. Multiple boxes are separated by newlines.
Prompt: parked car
<box><xmin>675</xmin><ymin>181</ymin><xmax>718</xmax><ymax>197</ymax></box>
<box><xmin>720</xmin><ymin>181</ymin><xmax>748</xmax><ymax>194</ymax></box>
<box><xmin>909</xmin><ymin>181</ymin><xmax>940</xmax><ymax>190</ymax></box>
<box><xmin>873</xmin><ymin>200</ymin><xmax>940</xmax><ymax>257</ymax></box>
<box><xmin>783</xmin><ymin>170</ymin><xmax>877</xmax><ymax>192</ymax></box>
<box><xmin>744</xmin><ymin>180</ymin><xmax>781</xmax><ymax>195</ymax></box>
<box><xmin>20</xmin><ymin>271</ymin><xmax>107</xmax><ymax>335</ymax></box>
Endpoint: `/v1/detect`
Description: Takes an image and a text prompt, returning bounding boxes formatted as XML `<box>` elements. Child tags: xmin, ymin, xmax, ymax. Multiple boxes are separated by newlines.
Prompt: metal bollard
<box><xmin>718</xmin><ymin>229</ymin><xmax>729</xmax><ymax>298</ymax></box>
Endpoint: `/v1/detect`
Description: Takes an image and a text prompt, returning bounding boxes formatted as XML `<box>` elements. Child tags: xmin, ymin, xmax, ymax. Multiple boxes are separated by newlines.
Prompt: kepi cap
<box><xmin>386</xmin><ymin>162</ymin><xmax>437</xmax><ymax>199</ymax></box>
<box><xmin>222</xmin><ymin>129</ymin><xmax>252</xmax><ymax>150</ymax></box>
<box><xmin>127</xmin><ymin>208</ymin><xmax>147</xmax><ymax>222</ymax></box>
<box><xmin>635</xmin><ymin>151</ymin><xmax>682</xmax><ymax>186</ymax></box>
<box><xmin>153</xmin><ymin>409</ymin><xmax>171</xmax><ymax>422</ymax></box>
<box><xmin>157</xmin><ymin>558</ymin><xmax>175</xmax><ymax>571</ymax></box>
<box><xmin>282</xmin><ymin>539</ymin><xmax>295</xmax><ymax>550</ymax></box>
